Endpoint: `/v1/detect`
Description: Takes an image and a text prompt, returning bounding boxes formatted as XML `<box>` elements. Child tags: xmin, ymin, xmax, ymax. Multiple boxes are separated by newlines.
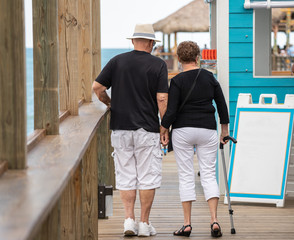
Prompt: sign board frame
<box><xmin>226</xmin><ymin>94</ymin><xmax>294</xmax><ymax>207</ymax></box>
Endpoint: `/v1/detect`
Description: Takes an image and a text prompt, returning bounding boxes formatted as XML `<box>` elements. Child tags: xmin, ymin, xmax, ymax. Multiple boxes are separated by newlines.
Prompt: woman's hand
<box><xmin>220</xmin><ymin>124</ymin><xmax>229</xmax><ymax>145</ymax></box>
<box><xmin>160</xmin><ymin>126</ymin><xmax>169</xmax><ymax>146</ymax></box>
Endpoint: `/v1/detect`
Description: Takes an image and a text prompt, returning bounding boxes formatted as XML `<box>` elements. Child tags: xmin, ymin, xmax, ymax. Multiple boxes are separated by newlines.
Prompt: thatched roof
<box><xmin>272</xmin><ymin>8</ymin><xmax>286</xmax><ymax>24</ymax></box>
<box><xmin>272</xmin><ymin>8</ymin><xmax>294</xmax><ymax>32</ymax></box>
<box><xmin>153</xmin><ymin>0</ymin><xmax>209</xmax><ymax>34</ymax></box>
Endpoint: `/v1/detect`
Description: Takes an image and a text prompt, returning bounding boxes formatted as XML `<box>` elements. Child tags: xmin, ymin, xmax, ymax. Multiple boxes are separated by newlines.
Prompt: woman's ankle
<box><xmin>183</xmin><ymin>224</ymin><xmax>192</xmax><ymax>232</ymax></box>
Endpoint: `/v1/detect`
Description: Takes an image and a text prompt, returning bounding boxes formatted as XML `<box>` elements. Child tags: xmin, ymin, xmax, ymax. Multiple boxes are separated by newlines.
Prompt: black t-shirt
<box><xmin>96</xmin><ymin>50</ymin><xmax>168</xmax><ymax>133</ymax></box>
<box><xmin>161</xmin><ymin>68</ymin><xmax>229</xmax><ymax>130</ymax></box>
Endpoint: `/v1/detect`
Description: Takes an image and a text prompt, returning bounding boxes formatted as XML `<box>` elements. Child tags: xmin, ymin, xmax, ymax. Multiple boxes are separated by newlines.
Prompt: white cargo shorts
<box><xmin>111</xmin><ymin>128</ymin><xmax>162</xmax><ymax>190</ymax></box>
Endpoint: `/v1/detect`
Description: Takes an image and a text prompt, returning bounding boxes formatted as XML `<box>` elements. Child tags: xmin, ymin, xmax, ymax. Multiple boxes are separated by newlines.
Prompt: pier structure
<box><xmin>1</xmin><ymin>0</ymin><xmax>294</xmax><ymax>239</ymax></box>
<box><xmin>0</xmin><ymin>0</ymin><xmax>115</xmax><ymax>239</ymax></box>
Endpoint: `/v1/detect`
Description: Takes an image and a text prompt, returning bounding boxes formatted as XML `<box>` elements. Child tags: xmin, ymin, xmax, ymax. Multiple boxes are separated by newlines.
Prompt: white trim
<box><xmin>244</xmin><ymin>0</ymin><xmax>294</xmax><ymax>9</ymax></box>
<box><xmin>216</xmin><ymin>0</ymin><xmax>230</xmax><ymax>195</ymax></box>
<box><xmin>253</xmin><ymin>9</ymin><xmax>294</xmax><ymax>78</ymax></box>
<box><xmin>253</xmin><ymin>10</ymin><xmax>256</xmax><ymax>76</ymax></box>
<box><xmin>253</xmin><ymin>75</ymin><xmax>294</xmax><ymax>78</ymax></box>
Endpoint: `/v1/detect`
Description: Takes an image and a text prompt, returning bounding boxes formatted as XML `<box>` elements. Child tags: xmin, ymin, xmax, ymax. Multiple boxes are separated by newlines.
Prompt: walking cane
<box><xmin>220</xmin><ymin>136</ymin><xmax>237</xmax><ymax>234</ymax></box>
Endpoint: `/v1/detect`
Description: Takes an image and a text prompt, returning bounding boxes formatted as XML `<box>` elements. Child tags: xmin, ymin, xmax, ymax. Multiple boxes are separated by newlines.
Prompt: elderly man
<box><xmin>92</xmin><ymin>24</ymin><xmax>168</xmax><ymax>237</ymax></box>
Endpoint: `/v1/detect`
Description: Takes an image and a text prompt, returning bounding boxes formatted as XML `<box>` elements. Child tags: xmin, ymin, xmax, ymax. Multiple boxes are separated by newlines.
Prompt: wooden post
<box><xmin>92</xmin><ymin>0</ymin><xmax>101</xmax><ymax>83</ymax></box>
<box><xmin>59</xmin><ymin>0</ymin><xmax>79</xmax><ymax>115</ymax></box>
<box><xmin>33</xmin><ymin>0</ymin><xmax>59</xmax><ymax>135</ymax></box>
<box><xmin>168</xmin><ymin>34</ymin><xmax>171</xmax><ymax>53</ymax></box>
<box><xmin>82</xmin><ymin>133</ymin><xmax>98</xmax><ymax>239</ymax></box>
<box><xmin>97</xmin><ymin>111</ymin><xmax>115</xmax><ymax>187</ymax></box>
<box><xmin>0</xmin><ymin>0</ymin><xmax>27</xmax><ymax>169</ymax></box>
<box><xmin>78</xmin><ymin>0</ymin><xmax>93</xmax><ymax>103</ymax></box>
<box><xmin>286</xmin><ymin>9</ymin><xmax>291</xmax><ymax>50</ymax></box>
<box><xmin>33</xmin><ymin>200</ymin><xmax>60</xmax><ymax>240</ymax></box>
<box><xmin>60</xmin><ymin>163</ymin><xmax>82</xmax><ymax>240</ymax></box>
<box><xmin>173</xmin><ymin>32</ymin><xmax>178</xmax><ymax>71</ymax></box>
<box><xmin>106</xmin><ymin>112</ymin><xmax>115</xmax><ymax>187</ymax></box>
<box><xmin>162</xmin><ymin>33</ymin><xmax>165</xmax><ymax>52</ymax></box>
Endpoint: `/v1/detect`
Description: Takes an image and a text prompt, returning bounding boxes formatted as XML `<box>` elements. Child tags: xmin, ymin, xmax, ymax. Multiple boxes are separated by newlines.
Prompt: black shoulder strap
<box><xmin>178</xmin><ymin>68</ymin><xmax>202</xmax><ymax>113</ymax></box>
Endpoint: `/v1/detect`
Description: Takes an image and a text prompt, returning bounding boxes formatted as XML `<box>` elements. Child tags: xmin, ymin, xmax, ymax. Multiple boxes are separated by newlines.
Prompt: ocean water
<box><xmin>26</xmin><ymin>48</ymin><xmax>131</xmax><ymax>135</ymax></box>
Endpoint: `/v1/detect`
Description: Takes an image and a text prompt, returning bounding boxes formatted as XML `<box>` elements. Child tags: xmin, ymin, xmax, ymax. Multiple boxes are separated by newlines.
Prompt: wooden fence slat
<box><xmin>0</xmin><ymin>0</ymin><xmax>27</xmax><ymax>169</ymax></box>
<box><xmin>82</xmin><ymin>132</ymin><xmax>98</xmax><ymax>240</ymax></box>
<box><xmin>33</xmin><ymin>0</ymin><xmax>59</xmax><ymax>135</ymax></box>
<box><xmin>97</xmin><ymin>111</ymin><xmax>115</xmax><ymax>187</ymax></box>
<box><xmin>59</xmin><ymin>0</ymin><xmax>79</xmax><ymax>115</ymax></box>
<box><xmin>92</xmin><ymin>0</ymin><xmax>101</xmax><ymax>82</ymax></box>
<box><xmin>78</xmin><ymin>0</ymin><xmax>93</xmax><ymax>102</ymax></box>
<box><xmin>0</xmin><ymin>161</ymin><xmax>8</xmax><ymax>177</ymax></box>
<box><xmin>60</xmin><ymin>163</ymin><xmax>82</xmax><ymax>240</ymax></box>
<box><xmin>33</xmin><ymin>200</ymin><xmax>60</xmax><ymax>240</ymax></box>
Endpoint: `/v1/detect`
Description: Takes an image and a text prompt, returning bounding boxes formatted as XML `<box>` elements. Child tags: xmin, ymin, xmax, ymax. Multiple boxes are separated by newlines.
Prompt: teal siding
<box><xmin>230</xmin><ymin>43</ymin><xmax>253</xmax><ymax>57</ymax></box>
<box><xmin>229</xmin><ymin>28</ymin><xmax>253</xmax><ymax>43</ymax></box>
<box><xmin>229</xmin><ymin>13</ymin><xmax>252</xmax><ymax>27</ymax></box>
<box><xmin>229</xmin><ymin>58</ymin><xmax>253</xmax><ymax>72</ymax></box>
<box><xmin>229</xmin><ymin>0</ymin><xmax>252</xmax><ymax>13</ymax></box>
<box><xmin>228</xmin><ymin>1</ymin><xmax>294</xmax><ymax>136</ymax></box>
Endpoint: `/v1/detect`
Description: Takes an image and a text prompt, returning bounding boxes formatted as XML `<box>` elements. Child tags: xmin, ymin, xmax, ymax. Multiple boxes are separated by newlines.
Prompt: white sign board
<box><xmin>227</xmin><ymin>94</ymin><xmax>294</xmax><ymax>207</ymax></box>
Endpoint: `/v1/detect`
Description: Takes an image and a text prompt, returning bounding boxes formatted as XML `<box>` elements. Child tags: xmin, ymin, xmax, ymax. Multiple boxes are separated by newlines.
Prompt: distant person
<box><xmin>287</xmin><ymin>44</ymin><xmax>294</xmax><ymax>56</ymax></box>
<box><xmin>92</xmin><ymin>24</ymin><xmax>168</xmax><ymax>237</ymax></box>
<box><xmin>160</xmin><ymin>41</ymin><xmax>229</xmax><ymax>238</ymax></box>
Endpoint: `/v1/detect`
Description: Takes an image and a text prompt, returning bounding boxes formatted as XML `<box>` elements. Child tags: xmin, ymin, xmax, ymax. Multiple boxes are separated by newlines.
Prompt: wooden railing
<box><xmin>0</xmin><ymin>1</ymin><xmax>116</xmax><ymax>239</ymax></box>
<box><xmin>0</xmin><ymin>104</ymin><xmax>115</xmax><ymax>240</ymax></box>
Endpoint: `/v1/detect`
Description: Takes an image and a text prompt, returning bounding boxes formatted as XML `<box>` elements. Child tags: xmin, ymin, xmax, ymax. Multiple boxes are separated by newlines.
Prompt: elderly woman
<box><xmin>160</xmin><ymin>41</ymin><xmax>229</xmax><ymax>238</ymax></box>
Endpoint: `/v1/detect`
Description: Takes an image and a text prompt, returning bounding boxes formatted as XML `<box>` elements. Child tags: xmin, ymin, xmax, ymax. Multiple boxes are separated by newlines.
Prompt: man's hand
<box><xmin>160</xmin><ymin>126</ymin><xmax>169</xmax><ymax>146</ymax></box>
<box><xmin>92</xmin><ymin>81</ymin><xmax>111</xmax><ymax>107</ymax></box>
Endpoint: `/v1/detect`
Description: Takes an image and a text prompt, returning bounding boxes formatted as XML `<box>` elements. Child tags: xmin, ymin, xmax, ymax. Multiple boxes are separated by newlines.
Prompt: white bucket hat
<box><xmin>127</xmin><ymin>24</ymin><xmax>161</xmax><ymax>42</ymax></box>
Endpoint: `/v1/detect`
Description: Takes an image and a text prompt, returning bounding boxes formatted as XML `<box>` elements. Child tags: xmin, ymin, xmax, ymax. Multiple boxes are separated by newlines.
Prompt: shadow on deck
<box><xmin>99</xmin><ymin>152</ymin><xmax>294</xmax><ymax>239</ymax></box>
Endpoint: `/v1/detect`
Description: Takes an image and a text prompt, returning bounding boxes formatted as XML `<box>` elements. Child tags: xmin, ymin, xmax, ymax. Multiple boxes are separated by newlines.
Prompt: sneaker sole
<box><xmin>124</xmin><ymin>230</ymin><xmax>137</xmax><ymax>236</ymax></box>
<box><xmin>138</xmin><ymin>231</ymin><xmax>150</xmax><ymax>237</ymax></box>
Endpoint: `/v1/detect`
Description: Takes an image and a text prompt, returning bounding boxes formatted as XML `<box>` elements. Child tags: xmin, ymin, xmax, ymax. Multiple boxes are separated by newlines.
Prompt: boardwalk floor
<box><xmin>98</xmin><ymin>152</ymin><xmax>294</xmax><ymax>239</ymax></box>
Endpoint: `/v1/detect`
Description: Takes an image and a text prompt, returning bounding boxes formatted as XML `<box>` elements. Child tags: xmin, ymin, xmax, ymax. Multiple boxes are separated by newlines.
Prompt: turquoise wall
<box><xmin>229</xmin><ymin>0</ymin><xmax>294</xmax><ymax>135</ymax></box>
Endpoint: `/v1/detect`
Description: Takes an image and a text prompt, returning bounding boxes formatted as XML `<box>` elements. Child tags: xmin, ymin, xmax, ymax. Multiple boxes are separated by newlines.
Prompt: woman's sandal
<box><xmin>211</xmin><ymin>222</ymin><xmax>222</xmax><ymax>238</ymax></box>
<box><xmin>173</xmin><ymin>224</ymin><xmax>192</xmax><ymax>237</ymax></box>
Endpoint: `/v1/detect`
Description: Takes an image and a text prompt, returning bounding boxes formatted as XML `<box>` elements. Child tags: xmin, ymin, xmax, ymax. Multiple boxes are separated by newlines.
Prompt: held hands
<box><xmin>160</xmin><ymin>126</ymin><xmax>169</xmax><ymax>146</ymax></box>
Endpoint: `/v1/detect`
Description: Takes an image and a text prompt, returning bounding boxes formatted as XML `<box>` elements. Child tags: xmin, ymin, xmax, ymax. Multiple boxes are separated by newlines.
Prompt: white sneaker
<box><xmin>138</xmin><ymin>221</ymin><xmax>157</xmax><ymax>237</ymax></box>
<box><xmin>124</xmin><ymin>218</ymin><xmax>138</xmax><ymax>236</ymax></box>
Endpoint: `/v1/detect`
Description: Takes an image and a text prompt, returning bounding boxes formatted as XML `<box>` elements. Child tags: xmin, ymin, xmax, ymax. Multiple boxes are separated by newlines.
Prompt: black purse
<box><xmin>168</xmin><ymin>68</ymin><xmax>202</xmax><ymax>152</ymax></box>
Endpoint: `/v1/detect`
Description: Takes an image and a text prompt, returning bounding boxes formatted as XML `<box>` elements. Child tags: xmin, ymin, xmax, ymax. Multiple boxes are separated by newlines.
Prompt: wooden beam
<box><xmin>33</xmin><ymin>200</ymin><xmax>60</xmax><ymax>240</ymax></box>
<box><xmin>0</xmin><ymin>161</ymin><xmax>8</xmax><ymax>178</ymax></box>
<box><xmin>27</xmin><ymin>129</ymin><xmax>46</xmax><ymax>152</ymax></box>
<box><xmin>168</xmin><ymin>34</ymin><xmax>171</xmax><ymax>52</ymax></box>
<box><xmin>59</xmin><ymin>0</ymin><xmax>79</xmax><ymax>115</ymax></box>
<box><xmin>60</xmin><ymin>163</ymin><xmax>82</xmax><ymax>240</ymax></box>
<box><xmin>82</xmin><ymin>132</ymin><xmax>98</xmax><ymax>239</ymax></box>
<box><xmin>0</xmin><ymin>0</ymin><xmax>27</xmax><ymax>169</ymax></box>
<box><xmin>78</xmin><ymin>0</ymin><xmax>93</xmax><ymax>102</ymax></box>
<box><xmin>92</xmin><ymin>0</ymin><xmax>101</xmax><ymax>83</ymax></box>
<box><xmin>33</xmin><ymin>0</ymin><xmax>59</xmax><ymax>135</ymax></box>
<box><xmin>97</xmin><ymin>111</ymin><xmax>115</xmax><ymax>187</ymax></box>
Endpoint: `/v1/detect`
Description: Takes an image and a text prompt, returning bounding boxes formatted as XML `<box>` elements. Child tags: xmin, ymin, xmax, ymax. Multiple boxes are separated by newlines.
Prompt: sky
<box><xmin>24</xmin><ymin>0</ymin><xmax>210</xmax><ymax>49</ymax></box>
<box><xmin>24</xmin><ymin>0</ymin><xmax>292</xmax><ymax>49</ymax></box>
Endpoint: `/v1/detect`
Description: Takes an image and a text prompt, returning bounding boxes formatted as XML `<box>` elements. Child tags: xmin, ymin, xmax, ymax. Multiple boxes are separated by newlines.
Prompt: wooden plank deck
<box><xmin>98</xmin><ymin>152</ymin><xmax>294</xmax><ymax>239</ymax></box>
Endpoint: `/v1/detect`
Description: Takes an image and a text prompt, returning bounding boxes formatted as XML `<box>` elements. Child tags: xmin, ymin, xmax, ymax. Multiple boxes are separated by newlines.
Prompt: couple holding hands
<box><xmin>93</xmin><ymin>24</ymin><xmax>229</xmax><ymax>238</ymax></box>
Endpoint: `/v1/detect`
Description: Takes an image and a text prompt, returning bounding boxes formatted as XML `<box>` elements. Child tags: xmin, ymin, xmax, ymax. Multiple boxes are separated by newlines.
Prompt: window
<box><xmin>254</xmin><ymin>8</ymin><xmax>294</xmax><ymax>77</ymax></box>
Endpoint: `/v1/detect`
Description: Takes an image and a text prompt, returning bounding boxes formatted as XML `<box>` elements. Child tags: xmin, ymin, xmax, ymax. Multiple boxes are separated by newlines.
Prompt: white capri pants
<box><xmin>111</xmin><ymin>128</ymin><xmax>162</xmax><ymax>190</ymax></box>
<box><xmin>172</xmin><ymin>127</ymin><xmax>220</xmax><ymax>202</ymax></box>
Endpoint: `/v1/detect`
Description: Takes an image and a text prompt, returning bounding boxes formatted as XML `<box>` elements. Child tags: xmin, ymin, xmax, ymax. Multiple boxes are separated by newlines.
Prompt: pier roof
<box><xmin>153</xmin><ymin>0</ymin><xmax>209</xmax><ymax>34</ymax></box>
